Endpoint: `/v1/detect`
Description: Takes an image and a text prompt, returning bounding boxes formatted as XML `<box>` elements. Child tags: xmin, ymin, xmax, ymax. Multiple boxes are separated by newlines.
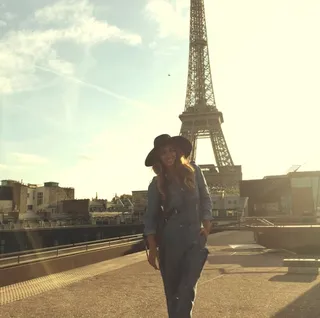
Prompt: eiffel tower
<box><xmin>179</xmin><ymin>0</ymin><xmax>242</xmax><ymax>190</ymax></box>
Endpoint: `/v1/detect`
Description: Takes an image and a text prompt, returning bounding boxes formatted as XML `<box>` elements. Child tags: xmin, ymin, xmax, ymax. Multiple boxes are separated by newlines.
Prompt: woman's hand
<box><xmin>199</xmin><ymin>227</ymin><xmax>209</xmax><ymax>239</ymax></box>
<box><xmin>200</xmin><ymin>220</ymin><xmax>212</xmax><ymax>239</ymax></box>
<box><xmin>148</xmin><ymin>248</ymin><xmax>160</xmax><ymax>270</ymax></box>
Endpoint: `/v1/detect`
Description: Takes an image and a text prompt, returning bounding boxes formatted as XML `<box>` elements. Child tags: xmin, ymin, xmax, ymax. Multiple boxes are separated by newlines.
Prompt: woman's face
<box><xmin>159</xmin><ymin>144</ymin><xmax>177</xmax><ymax>168</ymax></box>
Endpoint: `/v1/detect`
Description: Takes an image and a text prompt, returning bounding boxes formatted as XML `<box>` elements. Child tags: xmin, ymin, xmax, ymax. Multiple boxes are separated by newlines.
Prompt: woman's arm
<box><xmin>194</xmin><ymin>164</ymin><xmax>213</xmax><ymax>232</ymax></box>
<box><xmin>144</xmin><ymin>177</ymin><xmax>161</xmax><ymax>249</ymax></box>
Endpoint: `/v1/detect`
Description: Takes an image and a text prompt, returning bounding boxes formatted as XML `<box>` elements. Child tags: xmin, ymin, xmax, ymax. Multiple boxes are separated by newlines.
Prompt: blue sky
<box><xmin>1</xmin><ymin>0</ymin><xmax>320</xmax><ymax>199</ymax></box>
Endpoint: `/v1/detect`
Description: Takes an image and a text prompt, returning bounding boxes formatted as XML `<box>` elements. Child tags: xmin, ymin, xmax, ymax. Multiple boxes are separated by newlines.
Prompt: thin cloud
<box><xmin>0</xmin><ymin>164</ymin><xmax>29</xmax><ymax>170</ymax></box>
<box><xmin>35</xmin><ymin>0</ymin><xmax>142</xmax><ymax>46</ymax></box>
<box><xmin>145</xmin><ymin>0</ymin><xmax>189</xmax><ymax>39</ymax></box>
<box><xmin>78</xmin><ymin>154</ymin><xmax>95</xmax><ymax>161</ymax></box>
<box><xmin>35</xmin><ymin>64</ymin><xmax>151</xmax><ymax>111</ymax></box>
<box><xmin>47</xmin><ymin>59</ymin><xmax>75</xmax><ymax>76</ymax></box>
<box><xmin>0</xmin><ymin>0</ymin><xmax>142</xmax><ymax>94</ymax></box>
<box><xmin>4</xmin><ymin>12</ymin><xmax>16</xmax><ymax>21</ymax></box>
<box><xmin>10</xmin><ymin>152</ymin><xmax>48</xmax><ymax>165</ymax></box>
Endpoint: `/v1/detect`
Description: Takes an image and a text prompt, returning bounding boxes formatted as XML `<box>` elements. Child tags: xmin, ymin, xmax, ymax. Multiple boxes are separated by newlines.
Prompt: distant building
<box><xmin>132</xmin><ymin>190</ymin><xmax>148</xmax><ymax>214</ymax></box>
<box><xmin>57</xmin><ymin>199</ymin><xmax>90</xmax><ymax>219</ymax></box>
<box><xmin>0</xmin><ymin>180</ymin><xmax>28</xmax><ymax>215</ymax></box>
<box><xmin>240</xmin><ymin>170</ymin><xmax>320</xmax><ymax>217</ymax></box>
<box><xmin>89</xmin><ymin>199</ymin><xmax>107</xmax><ymax>212</ymax></box>
<box><xmin>131</xmin><ymin>188</ymin><xmax>247</xmax><ymax>218</ymax></box>
<box><xmin>200</xmin><ymin>164</ymin><xmax>242</xmax><ymax>189</ymax></box>
<box><xmin>210</xmin><ymin>192</ymin><xmax>248</xmax><ymax>217</ymax></box>
<box><xmin>30</xmin><ymin>181</ymin><xmax>74</xmax><ymax>214</ymax></box>
<box><xmin>0</xmin><ymin>180</ymin><xmax>75</xmax><ymax>220</ymax></box>
<box><xmin>0</xmin><ymin>185</ymin><xmax>13</xmax><ymax>213</ymax></box>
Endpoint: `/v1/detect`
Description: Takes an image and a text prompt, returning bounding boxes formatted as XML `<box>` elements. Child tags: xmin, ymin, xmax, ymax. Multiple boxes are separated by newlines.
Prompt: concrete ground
<box><xmin>1</xmin><ymin>231</ymin><xmax>320</xmax><ymax>318</ymax></box>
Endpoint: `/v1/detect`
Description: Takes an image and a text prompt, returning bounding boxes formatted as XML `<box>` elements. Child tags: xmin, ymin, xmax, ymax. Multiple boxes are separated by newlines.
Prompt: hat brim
<box><xmin>145</xmin><ymin>136</ymin><xmax>192</xmax><ymax>167</ymax></box>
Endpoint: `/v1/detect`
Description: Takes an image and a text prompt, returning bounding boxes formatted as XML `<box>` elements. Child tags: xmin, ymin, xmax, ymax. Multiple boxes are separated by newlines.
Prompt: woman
<box><xmin>144</xmin><ymin>134</ymin><xmax>213</xmax><ymax>318</ymax></box>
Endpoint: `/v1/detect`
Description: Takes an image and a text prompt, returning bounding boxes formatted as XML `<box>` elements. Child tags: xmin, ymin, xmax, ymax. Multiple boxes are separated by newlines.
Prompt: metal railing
<box><xmin>0</xmin><ymin>218</ymin><xmax>143</xmax><ymax>230</ymax></box>
<box><xmin>0</xmin><ymin>234</ymin><xmax>143</xmax><ymax>268</ymax></box>
<box><xmin>242</xmin><ymin>215</ymin><xmax>318</xmax><ymax>227</ymax></box>
<box><xmin>0</xmin><ymin>234</ymin><xmax>142</xmax><ymax>258</ymax></box>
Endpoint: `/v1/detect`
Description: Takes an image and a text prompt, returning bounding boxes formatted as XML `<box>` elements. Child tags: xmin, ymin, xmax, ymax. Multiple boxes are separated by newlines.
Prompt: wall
<box><xmin>19</xmin><ymin>185</ymin><xmax>28</xmax><ymax>214</ymax></box>
<box><xmin>27</xmin><ymin>186</ymin><xmax>37</xmax><ymax>212</ymax></box>
<box><xmin>89</xmin><ymin>199</ymin><xmax>107</xmax><ymax>212</ymax></box>
<box><xmin>1</xmin><ymin>224</ymin><xmax>144</xmax><ymax>253</ymax></box>
<box><xmin>35</xmin><ymin>185</ymin><xmax>75</xmax><ymax>212</ymax></box>
<box><xmin>0</xmin><ymin>240</ymin><xmax>145</xmax><ymax>287</ymax></box>
<box><xmin>0</xmin><ymin>200</ymin><xmax>12</xmax><ymax>213</ymax></box>
<box><xmin>210</xmin><ymin>194</ymin><xmax>248</xmax><ymax>217</ymax></box>
<box><xmin>290</xmin><ymin>176</ymin><xmax>320</xmax><ymax>213</ymax></box>
<box><xmin>132</xmin><ymin>190</ymin><xmax>148</xmax><ymax>213</ymax></box>
<box><xmin>240</xmin><ymin>178</ymin><xmax>291</xmax><ymax>217</ymax></box>
<box><xmin>0</xmin><ymin>186</ymin><xmax>13</xmax><ymax>213</ymax></box>
<box><xmin>0</xmin><ymin>186</ymin><xmax>13</xmax><ymax>200</ymax></box>
<box><xmin>202</xmin><ymin>165</ymin><xmax>242</xmax><ymax>188</ymax></box>
<box><xmin>240</xmin><ymin>173</ymin><xmax>320</xmax><ymax>218</ymax></box>
<box><xmin>11</xmin><ymin>182</ymin><xmax>28</xmax><ymax>214</ymax></box>
<box><xmin>48</xmin><ymin>186</ymin><xmax>74</xmax><ymax>205</ymax></box>
<box><xmin>58</xmin><ymin>199</ymin><xmax>90</xmax><ymax>218</ymax></box>
<box><xmin>211</xmin><ymin>194</ymin><xmax>242</xmax><ymax>210</ymax></box>
<box><xmin>0</xmin><ymin>182</ymin><xmax>28</xmax><ymax>214</ymax></box>
<box><xmin>1</xmin><ymin>181</ymin><xmax>76</xmax><ymax>217</ymax></box>
<box><xmin>291</xmin><ymin>187</ymin><xmax>314</xmax><ymax>216</ymax></box>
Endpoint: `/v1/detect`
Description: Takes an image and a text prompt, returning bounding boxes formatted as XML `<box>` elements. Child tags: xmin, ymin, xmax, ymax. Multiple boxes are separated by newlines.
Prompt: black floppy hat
<box><xmin>145</xmin><ymin>134</ymin><xmax>192</xmax><ymax>167</ymax></box>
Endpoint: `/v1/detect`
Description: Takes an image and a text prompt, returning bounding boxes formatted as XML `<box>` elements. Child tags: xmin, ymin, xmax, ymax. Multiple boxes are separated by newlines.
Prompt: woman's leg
<box><xmin>159</xmin><ymin>246</ymin><xmax>184</xmax><ymax>318</ymax></box>
<box><xmin>174</xmin><ymin>243</ymin><xmax>208</xmax><ymax>317</ymax></box>
<box><xmin>159</xmin><ymin>247</ymin><xmax>179</xmax><ymax>317</ymax></box>
<box><xmin>161</xmin><ymin>272</ymin><xmax>180</xmax><ymax>318</ymax></box>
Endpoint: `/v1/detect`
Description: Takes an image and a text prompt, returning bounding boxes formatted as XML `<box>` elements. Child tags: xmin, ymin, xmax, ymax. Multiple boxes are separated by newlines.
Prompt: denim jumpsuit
<box><xmin>144</xmin><ymin>163</ymin><xmax>213</xmax><ymax>318</ymax></box>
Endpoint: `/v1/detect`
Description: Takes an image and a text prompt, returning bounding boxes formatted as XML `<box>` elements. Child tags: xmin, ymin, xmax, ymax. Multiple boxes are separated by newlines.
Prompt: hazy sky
<box><xmin>0</xmin><ymin>0</ymin><xmax>320</xmax><ymax>199</ymax></box>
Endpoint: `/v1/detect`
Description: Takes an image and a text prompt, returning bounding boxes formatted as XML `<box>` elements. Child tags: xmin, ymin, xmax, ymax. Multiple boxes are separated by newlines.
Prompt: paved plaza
<box><xmin>1</xmin><ymin>231</ymin><xmax>320</xmax><ymax>317</ymax></box>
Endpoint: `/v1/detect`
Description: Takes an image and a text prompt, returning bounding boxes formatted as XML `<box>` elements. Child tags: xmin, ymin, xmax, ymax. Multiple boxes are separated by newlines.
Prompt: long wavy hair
<box><xmin>152</xmin><ymin>145</ymin><xmax>195</xmax><ymax>200</ymax></box>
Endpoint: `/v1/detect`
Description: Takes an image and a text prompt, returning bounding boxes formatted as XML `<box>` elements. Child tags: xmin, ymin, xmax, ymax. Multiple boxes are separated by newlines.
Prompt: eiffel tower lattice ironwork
<box><xmin>179</xmin><ymin>0</ymin><xmax>241</xmax><ymax>188</ymax></box>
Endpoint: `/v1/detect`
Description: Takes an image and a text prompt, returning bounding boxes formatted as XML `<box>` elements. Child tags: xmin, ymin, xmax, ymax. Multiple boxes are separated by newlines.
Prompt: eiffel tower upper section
<box><xmin>179</xmin><ymin>0</ymin><xmax>242</xmax><ymax>188</ymax></box>
<box><xmin>184</xmin><ymin>0</ymin><xmax>217</xmax><ymax>113</ymax></box>
<box><xmin>180</xmin><ymin>0</ymin><xmax>234</xmax><ymax>167</ymax></box>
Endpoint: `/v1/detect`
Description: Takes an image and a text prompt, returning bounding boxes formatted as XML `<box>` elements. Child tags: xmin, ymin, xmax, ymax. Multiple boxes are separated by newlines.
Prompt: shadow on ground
<box><xmin>207</xmin><ymin>252</ymin><xmax>284</xmax><ymax>268</ymax></box>
<box><xmin>207</xmin><ymin>230</ymin><xmax>256</xmax><ymax>247</ymax></box>
<box><xmin>272</xmin><ymin>282</ymin><xmax>320</xmax><ymax>317</ymax></box>
<box><xmin>122</xmin><ymin>241</ymin><xmax>145</xmax><ymax>256</ymax></box>
<box><xmin>211</xmin><ymin>268</ymin><xmax>284</xmax><ymax>275</ymax></box>
<box><xmin>269</xmin><ymin>273</ymin><xmax>318</xmax><ymax>283</ymax></box>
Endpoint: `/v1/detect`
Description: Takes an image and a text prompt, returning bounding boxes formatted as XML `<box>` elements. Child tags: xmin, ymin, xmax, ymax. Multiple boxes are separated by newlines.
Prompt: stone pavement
<box><xmin>1</xmin><ymin>231</ymin><xmax>320</xmax><ymax>318</ymax></box>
